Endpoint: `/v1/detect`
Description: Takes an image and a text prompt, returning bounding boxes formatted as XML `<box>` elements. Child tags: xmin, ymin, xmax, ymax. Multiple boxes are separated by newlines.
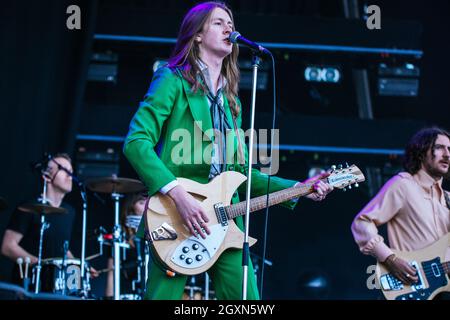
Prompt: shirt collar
<box><xmin>196</xmin><ymin>59</ymin><xmax>227</xmax><ymax>94</ymax></box>
<box><xmin>414</xmin><ymin>169</ymin><xmax>444</xmax><ymax>192</ymax></box>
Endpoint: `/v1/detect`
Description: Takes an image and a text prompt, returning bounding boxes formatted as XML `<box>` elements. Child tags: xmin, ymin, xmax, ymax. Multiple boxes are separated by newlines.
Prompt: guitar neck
<box><xmin>444</xmin><ymin>261</ymin><xmax>450</xmax><ymax>275</ymax></box>
<box><xmin>225</xmin><ymin>181</ymin><xmax>317</xmax><ymax>219</ymax></box>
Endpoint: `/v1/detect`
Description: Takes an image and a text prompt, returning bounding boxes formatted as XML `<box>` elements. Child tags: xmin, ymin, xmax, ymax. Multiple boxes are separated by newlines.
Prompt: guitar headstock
<box><xmin>326</xmin><ymin>164</ymin><xmax>365</xmax><ymax>191</ymax></box>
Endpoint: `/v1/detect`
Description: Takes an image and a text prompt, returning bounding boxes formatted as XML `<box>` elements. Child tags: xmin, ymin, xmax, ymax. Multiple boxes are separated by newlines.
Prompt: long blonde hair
<box><xmin>168</xmin><ymin>1</ymin><xmax>241</xmax><ymax>116</ymax></box>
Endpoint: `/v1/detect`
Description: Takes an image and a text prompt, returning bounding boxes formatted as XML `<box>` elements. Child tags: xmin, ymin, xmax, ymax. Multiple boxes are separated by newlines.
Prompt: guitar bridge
<box><xmin>148</xmin><ymin>223</ymin><xmax>178</xmax><ymax>242</ymax></box>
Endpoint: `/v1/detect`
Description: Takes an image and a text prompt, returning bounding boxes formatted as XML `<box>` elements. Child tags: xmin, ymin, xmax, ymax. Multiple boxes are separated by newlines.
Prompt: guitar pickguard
<box><xmin>170</xmin><ymin>224</ymin><xmax>228</xmax><ymax>269</ymax></box>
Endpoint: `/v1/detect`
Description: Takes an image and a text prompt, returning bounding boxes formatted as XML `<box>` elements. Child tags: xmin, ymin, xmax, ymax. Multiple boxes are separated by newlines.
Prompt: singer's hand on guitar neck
<box><xmin>384</xmin><ymin>254</ymin><xmax>418</xmax><ymax>285</ymax></box>
<box><xmin>303</xmin><ymin>172</ymin><xmax>334</xmax><ymax>201</ymax></box>
<box><xmin>167</xmin><ymin>185</ymin><xmax>211</xmax><ymax>239</ymax></box>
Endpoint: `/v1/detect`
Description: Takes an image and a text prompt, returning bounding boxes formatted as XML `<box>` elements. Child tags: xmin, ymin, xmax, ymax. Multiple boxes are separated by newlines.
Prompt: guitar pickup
<box><xmin>149</xmin><ymin>223</ymin><xmax>178</xmax><ymax>242</ymax></box>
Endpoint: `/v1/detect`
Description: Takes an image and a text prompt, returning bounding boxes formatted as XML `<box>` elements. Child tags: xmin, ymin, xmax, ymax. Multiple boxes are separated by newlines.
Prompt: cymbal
<box><xmin>0</xmin><ymin>197</ymin><xmax>7</xmax><ymax>211</ymax></box>
<box><xmin>85</xmin><ymin>176</ymin><xmax>146</xmax><ymax>194</ymax></box>
<box><xmin>18</xmin><ymin>203</ymin><xmax>67</xmax><ymax>215</ymax></box>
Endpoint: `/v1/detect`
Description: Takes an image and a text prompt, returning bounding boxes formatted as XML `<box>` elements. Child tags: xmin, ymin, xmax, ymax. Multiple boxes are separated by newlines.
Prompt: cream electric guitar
<box><xmin>376</xmin><ymin>234</ymin><xmax>450</xmax><ymax>300</ymax></box>
<box><xmin>144</xmin><ymin>165</ymin><xmax>365</xmax><ymax>275</ymax></box>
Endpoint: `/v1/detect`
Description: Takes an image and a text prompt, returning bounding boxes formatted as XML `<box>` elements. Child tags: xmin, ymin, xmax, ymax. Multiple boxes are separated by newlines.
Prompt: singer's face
<box><xmin>198</xmin><ymin>8</ymin><xmax>234</xmax><ymax>59</ymax></box>
<box><xmin>422</xmin><ymin>134</ymin><xmax>450</xmax><ymax>177</ymax></box>
<box><xmin>49</xmin><ymin>157</ymin><xmax>73</xmax><ymax>194</ymax></box>
<box><xmin>132</xmin><ymin>199</ymin><xmax>147</xmax><ymax>216</ymax></box>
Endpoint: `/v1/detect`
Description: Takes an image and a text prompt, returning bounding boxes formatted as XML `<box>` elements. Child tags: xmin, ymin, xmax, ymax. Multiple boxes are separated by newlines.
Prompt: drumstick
<box><xmin>94</xmin><ymin>267</ymin><xmax>114</xmax><ymax>274</ymax></box>
<box><xmin>24</xmin><ymin>257</ymin><xmax>31</xmax><ymax>279</ymax></box>
<box><xmin>16</xmin><ymin>257</ymin><xmax>24</xmax><ymax>279</ymax></box>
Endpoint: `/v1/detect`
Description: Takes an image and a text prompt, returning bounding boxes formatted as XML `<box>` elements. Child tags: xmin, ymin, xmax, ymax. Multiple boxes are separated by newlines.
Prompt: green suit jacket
<box><xmin>123</xmin><ymin>67</ymin><xmax>299</xmax><ymax>235</ymax></box>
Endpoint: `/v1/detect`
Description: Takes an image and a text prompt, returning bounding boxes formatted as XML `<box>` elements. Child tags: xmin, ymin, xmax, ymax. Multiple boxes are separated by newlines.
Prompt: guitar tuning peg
<box><xmin>345</xmin><ymin>162</ymin><xmax>349</xmax><ymax>168</ymax></box>
<box><xmin>348</xmin><ymin>185</ymin><xmax>352</xmax><ymax>190</ymax></box>
<box><xmin>342</xmin><ymin>187</ymin><xmax>347</xmax><ymax>192</ymax></box>
<box><xmin>355</xmin><ymin>183</ymin><xmax>359</xmax><ymax>188</ymax></box>
<box><xmin>331</xmin><ymin>165</ymin><xmax>336</xmax><ymax>171</ymax></box>
<box><xmin>338</xmin><ymin>164</ymin><xmax>343</xmax><ymax>170</ymax></box>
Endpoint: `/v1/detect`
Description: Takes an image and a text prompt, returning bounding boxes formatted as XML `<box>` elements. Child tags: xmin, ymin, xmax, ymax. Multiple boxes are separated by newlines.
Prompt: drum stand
<box><xmin>112</xmin><ymin>192</ymin><xmax>126</xmax><ymax>300</ymax></box>
<box><xmin>34</xmin><ymin>214</ymin><xmax>50</xmax><ymax>293</ymax></box>
<box><xmin>131</xmin><ymin>237</ymin><xmax>144</xmax><ymax>298</ymax></box>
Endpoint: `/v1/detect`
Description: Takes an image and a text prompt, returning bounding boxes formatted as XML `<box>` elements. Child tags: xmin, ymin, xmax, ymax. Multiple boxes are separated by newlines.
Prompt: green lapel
<box><xmin>180</xmin><ymin>77</ymin><xmax>213</xmax><ymax>141</ymax></box>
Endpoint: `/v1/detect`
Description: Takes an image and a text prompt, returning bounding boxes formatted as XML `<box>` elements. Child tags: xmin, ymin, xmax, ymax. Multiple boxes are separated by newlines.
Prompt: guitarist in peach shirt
<box><xmin>351</xmin><ymin>127</ymin><xmax>450</xmax><ymax>299</ymax></box>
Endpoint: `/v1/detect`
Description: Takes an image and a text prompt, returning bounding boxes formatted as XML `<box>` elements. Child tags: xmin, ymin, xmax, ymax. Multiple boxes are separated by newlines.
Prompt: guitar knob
<box><xmin>192</xmin><ymin>244</ymin><xmax>199</xmax><ymax>250</ymax></box>
<box><xmin>196</xmin><ymin>255</ymin><xmax>203</xmax><ymax>261</ymax></box>
<box><xmin>182</xmin><ymin>247</ymin><xmax>189</xmax><ymax>253</ymax></box>
<box><xmin>186</xmin><ymin>258</ymin><xmax>193</xmax><ymax>265</ymax></box>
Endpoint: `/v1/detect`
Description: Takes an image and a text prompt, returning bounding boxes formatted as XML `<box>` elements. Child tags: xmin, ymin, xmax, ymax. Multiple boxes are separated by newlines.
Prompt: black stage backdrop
<box><xmin>0</xmin><ymin>0</ymin><xmax>98</xmax><ymax>281</ymax></box>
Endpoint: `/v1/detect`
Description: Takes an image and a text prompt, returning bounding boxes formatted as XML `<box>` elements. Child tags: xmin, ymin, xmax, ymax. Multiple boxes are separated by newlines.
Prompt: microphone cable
<box><xmin>259</xmin><ymin>51</ymin><xmax>277</xmax><ymax>299</ymax></box>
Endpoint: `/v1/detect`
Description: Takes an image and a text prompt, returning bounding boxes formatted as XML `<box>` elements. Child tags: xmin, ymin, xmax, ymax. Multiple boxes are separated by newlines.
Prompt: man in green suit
<box><xmin>123</xmin><ymin>1</ymin><xmax>333</xmax><ymax>300</ymax></box>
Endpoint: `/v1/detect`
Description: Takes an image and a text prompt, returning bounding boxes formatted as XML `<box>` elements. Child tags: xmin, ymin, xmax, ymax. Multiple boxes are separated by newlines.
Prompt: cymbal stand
<box><xmin>79</xmin><ymin>183</ymin><xmax>90</xmax><ymax>298</ymax></box>
<box><xmin>34</xmin><ymin>180</ymin><xmax>50</xmax><ymax>293</ymax></box>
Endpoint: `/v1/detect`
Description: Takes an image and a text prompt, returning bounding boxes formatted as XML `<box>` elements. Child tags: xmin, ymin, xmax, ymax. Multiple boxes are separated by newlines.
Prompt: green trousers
<box><xmin>144</xmin><ymin>248</ymin><xmax>260</xmax><ymax>300</ymax></box>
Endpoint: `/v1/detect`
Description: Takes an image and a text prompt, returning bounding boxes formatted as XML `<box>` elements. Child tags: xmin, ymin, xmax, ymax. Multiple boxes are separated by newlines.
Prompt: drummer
<box><xmin>104</xmin><ymin>192</ymin><xmax>149</xmax><ymax>298</ymax></box>
<box><xmin>1</xmin><ymin>153</ymin><xmax>98</xmax><ymax>286</ymax></box>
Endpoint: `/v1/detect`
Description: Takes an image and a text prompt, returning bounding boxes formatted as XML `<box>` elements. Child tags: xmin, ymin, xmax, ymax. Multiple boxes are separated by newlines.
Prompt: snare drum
<box><xmin>37</xmin><ymin>258</ymin><xmax>89</xmax><ymax>295</ymax></box>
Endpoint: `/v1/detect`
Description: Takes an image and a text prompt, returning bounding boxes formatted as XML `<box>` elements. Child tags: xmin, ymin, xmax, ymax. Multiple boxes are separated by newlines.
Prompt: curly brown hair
<box><xmin>402</xmin><ymin>127</ymin><xmax>450</xmax><ymax>175</ymax></box>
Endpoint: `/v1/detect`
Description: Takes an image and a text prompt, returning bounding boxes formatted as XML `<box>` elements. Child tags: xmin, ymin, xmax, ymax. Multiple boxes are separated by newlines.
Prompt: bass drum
<box><xmin>36</xmin><ymin>258</ymin><xmax>89</xmax><ymax>296</ymax></box>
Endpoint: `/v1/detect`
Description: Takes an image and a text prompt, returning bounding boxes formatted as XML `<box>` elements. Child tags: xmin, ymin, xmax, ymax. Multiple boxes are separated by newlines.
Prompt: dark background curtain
<box><xmin>0</xmin><ymin>0</ymin><xmax>97</xmax><ymax>281</ymax></box>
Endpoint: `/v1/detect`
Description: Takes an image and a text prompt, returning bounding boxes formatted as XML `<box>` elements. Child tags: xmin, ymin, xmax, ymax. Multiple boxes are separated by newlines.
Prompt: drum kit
<box><xmin>15</xmin><ymin>171</ymin><xmax>147</xmax><ymax>300</ymax></box>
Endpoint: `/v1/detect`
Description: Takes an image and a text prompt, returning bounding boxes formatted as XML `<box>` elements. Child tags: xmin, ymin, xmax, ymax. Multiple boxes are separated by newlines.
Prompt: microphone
<box><xmin>229</xmin><ymin>31</ymin><xmax>271</xmax><ymax>56</ymax></box>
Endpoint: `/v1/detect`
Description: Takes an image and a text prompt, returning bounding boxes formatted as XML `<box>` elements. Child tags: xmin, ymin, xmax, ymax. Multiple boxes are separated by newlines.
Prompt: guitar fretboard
<box><xmin>444</xmin><ymin>261</ymin><xmax>450</xmax><ymax>275</ymax></box>
<box><xmin>225</xmin><ymin>182</ymin><xmax>316</xmax><ymax>219</ymax></box>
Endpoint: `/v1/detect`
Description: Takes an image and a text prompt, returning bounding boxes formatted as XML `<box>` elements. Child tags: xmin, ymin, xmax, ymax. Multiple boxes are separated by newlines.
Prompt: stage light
<box><xmin>304</xmin><ymin>66</ymin><xmax>340</xmax><ymax>83</ymax></box>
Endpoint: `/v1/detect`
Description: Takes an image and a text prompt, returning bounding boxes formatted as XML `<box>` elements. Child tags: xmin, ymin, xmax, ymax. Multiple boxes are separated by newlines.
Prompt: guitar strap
<box><xmin>231</xmin><ymin>115</ymin><xmax>247</xmax><ymax>176</ymax></box>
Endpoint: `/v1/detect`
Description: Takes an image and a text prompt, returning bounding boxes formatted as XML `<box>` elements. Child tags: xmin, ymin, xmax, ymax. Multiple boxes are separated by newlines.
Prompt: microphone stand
<box><xmin>242</xmin><ymin>53</ymin><xmax>262</xmax><ymax>300</ymax></box>
<box><xmin>51</xmin><ymin>157</ymin><xmax>91</xmax><ymax>298</ymax></box>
